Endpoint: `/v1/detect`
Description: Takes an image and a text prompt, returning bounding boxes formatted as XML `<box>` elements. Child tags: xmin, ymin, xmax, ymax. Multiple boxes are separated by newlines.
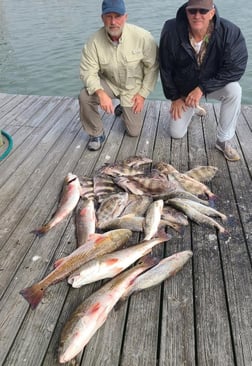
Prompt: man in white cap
<box><xmin>159</xmin><ymin>0</ymin><xmax>248</xmax><ymax>161</ymax></box>
<box><xmin>79</xmin><ymin>0</ymin><xmax>158</xmax><ymax>150</ymax></box>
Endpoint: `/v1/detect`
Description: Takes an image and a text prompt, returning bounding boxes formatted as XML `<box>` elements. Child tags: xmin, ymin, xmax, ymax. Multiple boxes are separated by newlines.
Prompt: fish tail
<box><xmin>19</xmin><ymin>283</ymin><xmax>45</xmax><ymax>309</ymax></box>
<box><xmin>219</xmin><ymin>229</ymin><xmax>230</xmax><ymax>241</ymax></box>
<box><xmin>208</xmin><ymin>196</ymin><xmax>217</xmax><ymax>208</ymax></box>
<box><xmin>30</xmin><ymin>224</ymin><xmax>51</xmax><ymax>237</ymax></box>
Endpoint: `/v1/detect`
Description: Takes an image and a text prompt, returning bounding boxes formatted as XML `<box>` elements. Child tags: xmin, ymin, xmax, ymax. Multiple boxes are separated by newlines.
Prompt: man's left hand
<box><xmin>185</xmin><ymin>87</ymin><xmax>203</xmax><ymax>108</ymax></box>
<box><xmin>132</xmin><ymin>94</ymin><xmax>145</xmax><ymax>113</ymax></box>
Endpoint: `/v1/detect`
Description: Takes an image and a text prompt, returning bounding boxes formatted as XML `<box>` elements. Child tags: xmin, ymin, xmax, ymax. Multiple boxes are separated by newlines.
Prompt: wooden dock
<box><xmin>0</xmin><ymin>92</ymin><xmax>251</xmax><ymax>366</ymax></box>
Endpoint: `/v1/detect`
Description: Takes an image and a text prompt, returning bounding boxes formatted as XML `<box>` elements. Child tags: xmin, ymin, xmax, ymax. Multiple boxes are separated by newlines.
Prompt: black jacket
<box><xmin>159</xmin><ymin>3</ymin><xmax>248</xmax><ymax>100</ymax></box>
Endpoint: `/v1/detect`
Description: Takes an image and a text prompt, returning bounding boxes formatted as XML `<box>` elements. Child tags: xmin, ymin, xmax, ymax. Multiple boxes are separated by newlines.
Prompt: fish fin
<box><xmin>53</xmin><ymin>257</ymin><xmax>67</xmax><ymax>268</ymax></box>
<box><xmin>19</xmin><ymin>283</ymin><xmax>44</xmax><ymax>310</ymax></box>
<box><xmin>219</xmin><ymin>229</ymin><xmax>230</xmax><ymax>241</ymax></box>
<box><xmin>30</xmin><ymin>224</ymin><xmax>50</xmax><ymax>237</ymax></box>
<box><xmin>137</xmin><ymin>253</ymin><xmax>161</xmax><ymax>268</ymax></box>
<box><xmin>156</xmin><ymin>228</ymin><xmax>172</xmax><ymax>241</ymax></box>
<box><xmin>208</xmin><ymin>196</ymin><xmax>218</xmax><ymax>207</ymax></box>
<box><xmin>114</xmin><ymin>298</ymin><xmax>128</xmax><ymax>311</ymax></box>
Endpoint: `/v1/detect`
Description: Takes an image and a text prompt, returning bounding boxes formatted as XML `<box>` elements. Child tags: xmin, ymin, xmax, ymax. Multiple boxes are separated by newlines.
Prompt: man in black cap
<box><xmin>159</xmin><ymin>0</ymin><xmax>248</xmax><ymax>161</ymax></box>
<box><xmin>79</xmin><ymin>0</ymin><xmax>158</xmax><ymax>151</ymax></box>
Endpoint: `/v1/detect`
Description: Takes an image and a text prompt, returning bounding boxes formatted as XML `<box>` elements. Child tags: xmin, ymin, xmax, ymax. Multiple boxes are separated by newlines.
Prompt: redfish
<box><xmin>20</xmin><ymin>229</ymin><xmax>132</xmax><ymax>309</ymax></box>
<box><xmin>120</xmin><ymin>250</ymin><xmax>193</xmax><ymax>300</ymax></box>
<box><xmin>58</xmin><ymin>256</ymin><xmax>157</xmax><ymax>364</ymax></box>
<box><xmin>32</xmin><ymin>173</ymin><xmax>81</xmax><ymax>236</ymax></box>
<box><xmin>75</xmin><ymin>198</ymin><xmax>96</xmax><ymax>247</ymax></box>
<box><xmin>68</xmin><ymin>234</ymin><xmax>170</xmax><ymax>288</ymax></box>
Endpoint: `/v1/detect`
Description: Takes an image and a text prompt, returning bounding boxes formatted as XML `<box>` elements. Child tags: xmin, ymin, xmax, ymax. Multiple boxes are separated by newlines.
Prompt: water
<box><xmin>0</xmin><ymin>0</ymin><xmax>251</xmax><ymax>104</ymax></box>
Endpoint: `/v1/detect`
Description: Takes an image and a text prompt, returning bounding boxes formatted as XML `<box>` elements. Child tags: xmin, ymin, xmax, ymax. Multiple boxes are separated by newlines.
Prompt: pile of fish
<box><xmin>19</xmin><ymin>156</ymin><xmax>229</xmax><ymax>364</ymax></box>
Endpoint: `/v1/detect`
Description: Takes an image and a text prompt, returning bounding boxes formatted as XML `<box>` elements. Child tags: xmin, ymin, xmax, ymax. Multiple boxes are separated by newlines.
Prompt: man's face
<box><xmin>102</xmin><ymin>13</ymin><xmax>128</xmax><ymax>39</ymax></box>
<box><xmin>186</xmin><ymin>7</ymin><xmax>215</xmax><ymax>33</ymax></box>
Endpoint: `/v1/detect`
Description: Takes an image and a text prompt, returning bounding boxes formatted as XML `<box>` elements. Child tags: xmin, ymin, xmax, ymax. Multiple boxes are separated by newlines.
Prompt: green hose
<box><xmin>0</xmin><ymin>130</ymin><xmax>13</xmax><ymax>161</ymax></box>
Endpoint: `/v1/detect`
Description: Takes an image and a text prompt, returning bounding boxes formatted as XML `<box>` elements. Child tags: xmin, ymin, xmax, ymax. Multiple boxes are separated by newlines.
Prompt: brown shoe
<box><xmin>215</xmin><ymin>140</ymin><xmax>240</xmax><ymax>161</ymax></box>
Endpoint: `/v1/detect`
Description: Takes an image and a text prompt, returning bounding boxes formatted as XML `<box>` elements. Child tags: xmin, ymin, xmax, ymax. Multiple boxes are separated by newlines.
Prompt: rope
<box><xmin>0</xmin><ymin>130</ymin><xmax>13</xmax><ymax>161</ymax></box>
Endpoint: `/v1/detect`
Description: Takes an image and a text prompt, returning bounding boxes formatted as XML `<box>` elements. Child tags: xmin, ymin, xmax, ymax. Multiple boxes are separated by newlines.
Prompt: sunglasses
<box><xmin>187</xmin><ymin>8</ymin><xmax>210</xmax><ymax>15</ymax></box>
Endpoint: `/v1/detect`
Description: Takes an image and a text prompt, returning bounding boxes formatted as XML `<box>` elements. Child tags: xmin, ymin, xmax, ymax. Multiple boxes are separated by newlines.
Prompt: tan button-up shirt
<box><xmin>80</xmin><ymin>23</ymin><xmax>159</xmax><ymax>106</ymax></box>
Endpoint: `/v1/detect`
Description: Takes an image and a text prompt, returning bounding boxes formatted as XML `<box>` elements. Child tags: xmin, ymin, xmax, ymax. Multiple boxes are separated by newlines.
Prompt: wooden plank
<box><xmin>0</xmin><ymin>94</ymin><xmax>29</xmax><ymax>121</ymax></box>
<box><xmin>157</xmin><ymin>101</ymin><xmax>195</xmax><ymax>366</ymax></box>
<box><xmin>0</xmin><ymin>122</ymin><xmax>88</xmax><ymax>364</ymax></box>
<box><xmin>187</xmin><ymin>104</ymin><xmax>235</xmax><ymax>365</ymax></box>
<box><xmin>119</xmin><ymin>101</ymin><xmax>163</xmax><ymax>366</ymax></box>
<box><xmin>0</xmin><ymin>96</ymin><xmax>69</xmax><ymax>186</ymax></box>
<box><xmin>0</xmin><ymin>95</ymin><xmax>251</xmax><ymax>366</ymax></box>
<box><xmin>239</xmin><ymin>105</ymin><xmax>252</xmax><ymax>175</ymax></box>
<box><xmin>211</xmin><ymin>104</ymin><xmax>252</xmax><ymax>365</ymax></box>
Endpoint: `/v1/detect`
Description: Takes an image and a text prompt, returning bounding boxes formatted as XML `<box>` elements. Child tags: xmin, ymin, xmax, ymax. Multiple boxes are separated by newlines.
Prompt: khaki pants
<box><xmin>79</xmin><ymin>80</ymin><xmax>143</xmax><ymax>137</ymax></box>
<box><xmin>168</xmin><ymin>82</ymin><xmax>242</xmax><ymax>142</ymax></box>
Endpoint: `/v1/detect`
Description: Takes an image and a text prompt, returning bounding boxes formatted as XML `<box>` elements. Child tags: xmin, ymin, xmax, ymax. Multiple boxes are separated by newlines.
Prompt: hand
<box><xmin>96</xmin><ymin>89</ymin><xmax>114</xmax><ymax>114</ymax></box>
<box><xmin>185</xmin><ymin>87</ymin><xmax>203</xmax><ymax>108</ymax></box>
<box><xmin>131</xmin><ymin>94</ymin><xmax>145</xmax><ymax>114</ymax></box>
<box><xmin>170</xmin><ymin>98</ymin><xmax>188</xmax><ymax>120</ymax></box>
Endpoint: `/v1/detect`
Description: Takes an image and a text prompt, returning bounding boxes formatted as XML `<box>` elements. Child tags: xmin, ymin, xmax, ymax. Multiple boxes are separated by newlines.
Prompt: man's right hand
<box><xmin>95</xmin><ymin>89</ymin><xmax>114</xmax><ymax>114</ymax></box>
<box><xmin>170</xmin><ymin>98</ymin><xmax>188</xmax><ymax>120</ymax></box>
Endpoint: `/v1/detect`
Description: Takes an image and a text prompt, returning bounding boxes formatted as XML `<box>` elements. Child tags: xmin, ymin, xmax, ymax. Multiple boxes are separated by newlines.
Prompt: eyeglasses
<box><xmin>187</xmin><ymin>8</ymin><xmax>210</xmax><ymax>15</ymax></box>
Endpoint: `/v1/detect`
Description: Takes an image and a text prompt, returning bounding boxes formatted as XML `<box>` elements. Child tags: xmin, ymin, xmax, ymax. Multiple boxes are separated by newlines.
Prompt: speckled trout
<box><xmin>20</xmin><ymin>229</ymin><xmax>132</xmax><ymax>309</ymax></box>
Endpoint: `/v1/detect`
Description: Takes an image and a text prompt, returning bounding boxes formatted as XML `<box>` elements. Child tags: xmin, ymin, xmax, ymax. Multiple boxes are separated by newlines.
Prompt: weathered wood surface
<box><xmin>0</xmin><ymin>92</ymin><xmax>251</xmax><ymax>366</ymax></box>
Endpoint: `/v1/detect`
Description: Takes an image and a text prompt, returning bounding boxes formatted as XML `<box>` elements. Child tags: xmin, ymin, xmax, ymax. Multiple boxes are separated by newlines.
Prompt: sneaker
<box><xmin>114</xmin><ymin>104</ymin><xmax>123</xmax><ymax>117</ymax></box>
<box><xmin>215</xmin><ymin>140</ymin><xmax>240</xmax><ymax>161</ymax></box>
<box><xmin>87</xmin><ymin>132</ymin><xmax>105</xmax><ymax>151</ymax></box>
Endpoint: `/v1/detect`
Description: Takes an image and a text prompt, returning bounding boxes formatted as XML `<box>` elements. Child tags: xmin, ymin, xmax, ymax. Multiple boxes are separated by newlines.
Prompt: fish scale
<box><xmin>58</xmin><ymin>256</ymin><xmax>157</xmax><ymax>363</ymax></box>
<box><xmin>96</xmin><ymin>192</ymin><xmax>129</xmax><ymax>229</ymax></box>
<box><xmin>19</xmin><ymin>229</ymin><xmax>132</xmax><ymax>309</ymax></box>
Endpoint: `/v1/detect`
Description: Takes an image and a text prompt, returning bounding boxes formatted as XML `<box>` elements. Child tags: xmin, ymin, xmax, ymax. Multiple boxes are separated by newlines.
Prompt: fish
<box><xmin>161</xmin><ymin>206</ymin><xmax>189</xmax><ymax>226</ymax></box>
<box><xmin>154</xmin><ymin>161</ymin><xmax>179</xmax><ymax>175</ymax></box>
<box><xmin>99</xmin><ymin>214</ymin><xmax>145</xmax><ymax>232</ymax></box>
<box><xmin>185</xmin><ymin>166</ymin><xmax>218</xmax><ymax>182</ymax></box>
<box><xmin>79</xmin><ymin>176</ymin><xmax>95</xmax><ymax>200</ymax></box>
<box><xmin>120</xmin><ymin>250</ymin><xmax>193</xmax><ymax>301</ymax></box>
<box><xmin>121</xmin><ymin>155</ymin><xmax>152</xmax><ymax>167</ymax></box>
<box><xmin>143</xmin><ymin>199</ymin><xmax>164</xmax><ymax>240</ymax></box>
<box><xmin>75</xmin><ymin>198</ymin><xmax>96</xmax><ymax>247</ymax></box>
<box><xmin>121</xmin><ymin>194</ymin><xmax>153</xmax><ymax>216</ymax></box>
<box><xmin>32</xmin><ymin>173</ymin><xmax>81</xmax><ymax>236</ymax></box>
<box><xmin>93</xmin><ymin>173</ymin><xmax>120</xmax><ymax>203</ymax></box>
<box><xmin>176</xmin><ymin>199</ymin><xmax>227</xmax><ymax>222</ymax></box>
<box><xmin>96</xmin><ymin>192</ymin><xmax>129</xmax><ymax>229</ymax></box>
<box><xmin>99</xmin><ymin>214</ymin><xmax>182</xmax><ymax>234</ymax></box>
<box><xmin>166</xmin><ymin>198</ymin><xmax>227</xmax><ymax>234</ymax></box>
<box><xmin>159</xmin><ymin>219</ymin><xmax>185</xmax><ymax>234</ymax></box>
<box><xmin>19</xmin><ymin>229</ymin><xmax>132</xmax><ymax>309</ymax></box>
<box><xmin>58</xmin><ymin>256</ymin><xmax>157</xmax><ymax>364</ymax></box>
<box><xmin>113</xmin><ymin>176</ymin><xmax>146</xmax><ymax>195</ymax></box>
<box><xmin>154</xmin><ymin>189</ymin><xmax>210</xmax><ymax>206</ymax></box>
<box><xmin>168</xmin><ymin>172</ymin><xmax>216</xmax><ymax>201</ymax></box>
<box><xmin>98</xmin><ymin>163</ymin><xmax>144</xmax><ymax>177</ymax></box>
<box><xmin>115</xmin><ymin>172</ymin><xmax>177</xmax><ymax>196</ymax></box>
<box><xmin>68</xmin><ymin>234</ymin><xmax>170</xmax><ymax>288</ymax></box>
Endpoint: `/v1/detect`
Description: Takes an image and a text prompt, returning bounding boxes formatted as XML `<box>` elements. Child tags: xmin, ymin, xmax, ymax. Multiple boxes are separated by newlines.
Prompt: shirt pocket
<box><xmin>124</xmin><ymin>53</ymin><xmax>143</xmax><ymax>89</ymax></box>
<box><xmin>99</xmin><ymin>56</ymin><xmax>115</xmax><ymax>77</ymax></box>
